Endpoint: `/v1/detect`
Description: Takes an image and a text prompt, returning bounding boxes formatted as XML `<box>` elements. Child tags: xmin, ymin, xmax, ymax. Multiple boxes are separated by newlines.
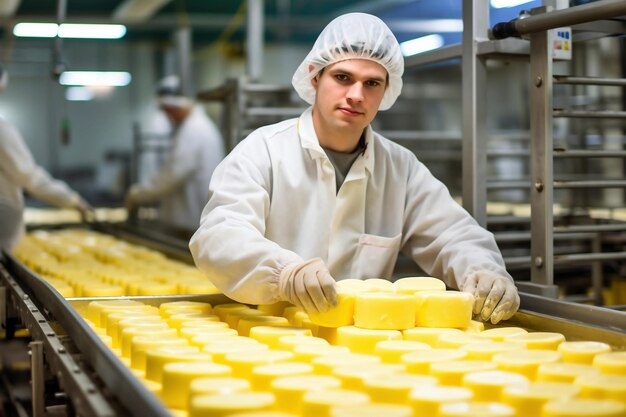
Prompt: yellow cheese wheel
<box><xmin>291</xmin><ymin>344</ymin><xmax>351</xmax><ymax>363</ymax></box>
<box><xmin>271</xmin><ymin>375</ymin><xmax>341</xmax><ymax>414</ymax></box>
<box><xmin>537</xmin><ymin>363</ymin><xmax>601</xmax><ymax>383</ymax></box>
<box><xmin>283</xmin><ymin>306</ymin><xmax>304</xmax><ymax>324</ymax></box>
<box><xmin>558</xmin><ymin>341</ymin><xmax>612</xmax><ymax>364</ymax></box>
<box><xmin>188</xmin><ymin>392</ymin><xmax>275</xmax><ymax>417</ymax></box>
<box><xmin>189</xmin><ymin>376</ymin><xmax>250</xmax><ymax>396</ymax></box>
<box><xmin>414</xmin><ymin>291</ymin><xmax>473</xmax><ymax>328</ymax></box>
<box><xmin>105</xmin><ymin>311</ymin><xmax>162</xmax><ymax>347</ymax></box>
<box><xmin>408</xmin><ymin>386</ymin><xmax>474</xmax><ymax>416</ymax></box>
<box><xmin>248</xmin><ymin>326</ymin><xmax>312</xmax><ymax>348</ymax></box>
<box><xmin>83</xmin><ymin>283</ymin><xmax>125</xmax><ymax>297</ymax></box>
<box><xmin>574</xmin><ymin>373</ymin><xmax>626</xmax><ymax>403</ymax></box>
<box><xmin>402</xmin><ymin>327</ymin><xmax>464</xmax><ymax>347</ymax></box>
<box><xmin>392</xmin><ymin>277</ymin><xmax>446</xmax><ymax>294</ymax></box>
<box><xmin>331</xmin><ymin>363</ymin><xmax>405</xmax><ymax>390</ymax></box>
<box><xmin>161</xmin><ymin>362</ymin><xmax>232</xmax><ymax>409</ymax></box>
<box><xmin>460</xmin><ymin>342</ymin><xmax>525</xmax><ymax>361</ymax></box>
<box><xmin>144</xmin><ymin>348</ymin><xmax>209</xmax><ymax>383</ymax></box>
<box><xmin>430</xmin><ymin>360</ymin><xmax>497</xmax><ymax>386</ymax></box>
<box><xmin>159</xmin><ymin>301</ymin><xmax>212</xmax><ymax>317</ymax></box>
<box><xmin>401</xmin><ymin>348</ymin><xmax>468</xmax><ymax>374</ymax></box>
<box><xmin>179</xmin><ymin>326</ymin><xmax>236</xmax><ymax>341</ymax></box>
<box><xmin>139</xmin><ymin>378</ymin><xmax>162</xmax><ymax>396</ymax></box>
<box><xmin>203</xmin><ymin>342</ymin><xmax>269</xmax><ymax>364</ymax></box>
<box><xmin>436</xmin><ymin>333</ymin><xmax>488</xmax><ymax>349</ymax></box>
<box><xmin>308</xmin><ymin>290</ymin><xmax>356</xmax><ymax>328</ymax></box>
<box><xmin>353</xmin><ymin>293</ymin><xmax>416</xmax><ymax>330</ymax></box>
<box><xmin>237</xmin><ymin>316</ymin><xmax>290</xmax><ymax>337</ymax></box>
<box><xmin>190</xmin><ymin>334</ymin><xmax>256</xmax><ymax>349</ymax></box>
<box><xmin>329</xmin><ymin>404</ymin><xmax>413</xmax><ymax>417</ymax></box>
<box><xmin>98</xmin><ymin>334</ymin><xmax>113</xmax><ymax>348</ymax></box>
<box><xmin>478</xmin><ymin>327</ymin><xmax>528</xmax><ymax>342</ymax></box>
<box><xmin>130</xmin><ymin>335</ymin><xmax>189</xmax><ymax>371</ymax></box>
<box><xmin>250</xmin><ymin>362</ymin><xmax>314</xmax><ymax>391</ymax></box>
<box><xmin>502</xmin><ymin>381</ymin><xmax>580</xmax><ymax>417</ymax></box>
<box><xmin>374</xmin><ymin>340</ymin><xmax>432</xmax><ymax>363</ymax></box>
<box><xmin>180</xmin><ymin>281</ymin><xmax>221</xmax><ymax>295</ymax></box>
<box><xmin>168</xmin><ymin>313</ymin><xmax>221</xmax><ymax>329</ymax></box>
<box><xmin>257</xmin><ymin>301</ymin><xmax>293</xmax><ymax>317</ymax></box>
<box><xmin>316</xmin><ymin>326</ymin><xmax>338</xmax><ymax>345</ymax></box>
<box><xmin>225</xmin><ymin>309</ymin><xmax>267</xmax><ymax>329</ymax></box>
<box><xmin>363</xmin><ymin>373</ymin><xmax>438</xmax><ymax>403</ymax></box>
<box><xmin>593</xmin><ymin>351</ymin><xmax>626</xmax><ymax>375</ymax></box>
<box><xmin>302</xmin><ymin>389</ymin><xmax>370</xmax><ymax>417</ymax></box>
<box><xmin>438</xmin><ymin>402</ymin><xmax>516</xmax><ymax>417</ymax></box>
<box><xmin>504</xmin><ymin>332</ymin><xmax>565</xmax><ymax>350</ymax></box>
<box><xmin>311</xmin><ymin>353</ymin><xmax>381</xmax><ymax>375</ymax></box>
<box><xmin>461</xmin><ymin>370</ymin><xmax>528</xmax><ymax>401</ymax></box>
<box><xmin>542</xmin><ymin>398</ymin><xmax>625</xmax><ymax>417</ymax></box>
<box><xmin>136</xmin><ymin>281</ymin><xmax>178</xmax><ymax>296</ymax></box>
<box><xmin>86</xmin><ymin>299</ymin><xmax>145</xmax><ymax>326</ymax></box>
<box><xmin>362</xmin><ymin>278</ymin><xmax>393</xmax><ymax>292</ymax></box>
<box><xmin>213</xmin><ymin>303</ymin><xmax>249</xmax><ymax>321</ymax></box>
<box><xmin>336</xmin><ymin>326</ymin><xmax>402</xmax><ymax>354</ymax></box>
<box><xmin>224</xmin><ymin>350</ymin><xmax>294</xmax><ymax>379</ymax></box>
<box><xmin>463</xmin><ymin>320</ymin><xmax>485</xmax><ymax>333</ymax></box>
<box><xmin>120</xmin><ymin>326</ymin><xmax>177</xmax><ymax>358</ymax></box>
<box><xmin>276</xmin><ymin>335</ymin><xmax>328</xmax><ymax>351</ymax></box>
<box><xmin>492</xmin><ymin>349</ymin><xmax>562</xmax><ymax>380</ymax></box>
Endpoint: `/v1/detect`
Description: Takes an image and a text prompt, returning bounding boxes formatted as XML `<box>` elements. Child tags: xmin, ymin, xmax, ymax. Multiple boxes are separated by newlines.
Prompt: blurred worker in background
<box><xmin>0</xmin><ymin>65</ymin><xmax>92</xmax><ymax>252</ymax></box>
<box><xmin>125</xmin><ymin>75</ymin><xmax>225</xmax><ymax>231</ymax></box>
<box><xmin>190</xmin><ymin>13</ymin><xmax>520</xmax><ymax>324</ymax></box>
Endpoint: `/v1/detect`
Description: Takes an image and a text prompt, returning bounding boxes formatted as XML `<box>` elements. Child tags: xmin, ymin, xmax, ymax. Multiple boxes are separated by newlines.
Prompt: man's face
<box><xmin>311</xmin><ymin>59</ymin><xmax>387</xmax><ymax>136</ymax></box>
<box><xmin>160</xmin><ymin>104</ymin><xmax>190</xmax><ymax>125</ymax></box>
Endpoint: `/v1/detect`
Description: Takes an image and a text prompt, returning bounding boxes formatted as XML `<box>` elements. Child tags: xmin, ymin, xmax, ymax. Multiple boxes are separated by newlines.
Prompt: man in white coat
<box><xmin>190</xmin><ymin>13</ymin><xmax>520</xmax><ymax>324</ymax></box>
<box><xmin>0</xmin><ymin>66</ymin><xmax>91</xmax><ymax>252</ymax></box>
<box><xmin>125</xmin><ymin>75</ymin><xmax>225</xmax><ymax>231</ymax></box>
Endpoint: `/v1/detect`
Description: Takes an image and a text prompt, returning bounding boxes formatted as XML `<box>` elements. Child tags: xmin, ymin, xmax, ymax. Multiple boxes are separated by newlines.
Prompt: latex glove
<box><xmin>278</xmin><ymin>258</ymin><xmax>338</xmax><ymax>314</ymax></box>
<box><xmin>74</xmin><ymin>197</ymin><xmax>94</xmax><ymax>223</ymax></box>
<box><xmin>461</xmin><ymin>270</ymin><xmax>520</xmax><ymax>324</ymax></box>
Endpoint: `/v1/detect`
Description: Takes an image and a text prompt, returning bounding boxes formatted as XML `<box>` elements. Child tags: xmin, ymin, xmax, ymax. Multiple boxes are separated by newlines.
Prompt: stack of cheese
<box><xmin>80</xmin><ymin>283</ymin><xmax>626</xmax><ymax>417</ymax></box>
<box><xmin>12</xmin><ymin>229</ymin><xmax>220</xmax><ymax>297</ymax></box>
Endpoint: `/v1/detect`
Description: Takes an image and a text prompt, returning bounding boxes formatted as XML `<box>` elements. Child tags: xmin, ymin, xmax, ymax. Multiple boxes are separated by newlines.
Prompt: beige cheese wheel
<box><xmin>363</xmin><ymin>373</ymin><xmax>438</xmax><ymax>404</ymax></box>
<box><xmin>302</xmin><ymin>389</ymin><xmax>370</xmax><ymax>417</ymax></box>
<box><xmin>374</xmin><ymin>340</ymin><xmax>432</xmax><ymax>363</ymax></box>
<box><xmin>558</xmin><ymin>341</ymin><xmax>612</xmax><ymax>364</ymax></box>
<box><xmin>336</xmin><ymin>325</ymin><xmax>402</xmax><ymax>354</ymax></box>
<box><xmin>461</xmin><ymin>370</ymin><xmax>529</xmax><ymax>401</ymax></box>
<box><xmin>331</xmin><ymin>363</ymin><xmax>405</xmax><ymax>390</ymax></box>
<box><xmin>392</xmin><ymin>277</ymin><xmax>446</xmax><ymax>294</ymax></box>
<box><xmin>593</xmin><ymin>351</ymin><xmax>626</xmax><ymax>375</ymax></box>
<box><xmin>502</xmin><ymin>381</ymin><xmax>580</xmax><ymax>417</ymax></box>
<box><xmin>224</xmin><ymin>350</ymin><xmax>294</xmax><ymax>379</ymax></box>
<box><xmin>188</xmin><ymin>392</ymin><xmax>275</xmax><ymax>417</ymax></box>
<box><xmin>250</xmin><ymin>362</ymin><xmax>314</xmax><ymax>391</ymax></box>
<box><xmin>161</xmin><ymin>362</ymin><xmax>232</xmax><ymax>409</ymax></box>
<box><xmin>409</xmin><ymin>386</ymin><xmax>474</xmax><ymax>416</ymax></box>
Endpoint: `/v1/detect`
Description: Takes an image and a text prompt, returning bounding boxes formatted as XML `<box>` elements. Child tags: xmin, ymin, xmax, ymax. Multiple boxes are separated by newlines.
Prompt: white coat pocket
<box><xmin>351</xmin><ymin>233</ymin><xmax>402</xmax><ymax>280</ymax></box>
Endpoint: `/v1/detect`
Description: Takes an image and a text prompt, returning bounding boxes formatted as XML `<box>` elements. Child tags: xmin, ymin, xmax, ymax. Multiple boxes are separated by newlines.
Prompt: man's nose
<box><xmin>346</xmin><ymin>83</ymin><xmax>364</xmax><ymax>102</ymax></box>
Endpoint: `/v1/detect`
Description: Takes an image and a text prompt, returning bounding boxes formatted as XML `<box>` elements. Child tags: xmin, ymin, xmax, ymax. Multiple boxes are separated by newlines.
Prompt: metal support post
<box><xmin>529</xmin><ymin>7</ymin><xmax>556</xmax><ymax>293</ymax></box>
<box><xmin>30</xmin><ymin>341</ymin><xmax>45</xmax><ymax>417</ymax></box>
<box><xmin>462</xmin><ymin>0</ymin><xmax>489</xmax><ymax>227</ymax></box>
<box><xmin>246</xmin><ymin>0</ymin><xmax>264</xmax><ymax>82</ymax></box>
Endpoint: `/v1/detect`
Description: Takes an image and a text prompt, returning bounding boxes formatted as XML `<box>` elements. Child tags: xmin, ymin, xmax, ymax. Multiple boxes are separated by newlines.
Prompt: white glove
<box><xmin>278</xmin><ymin>258</ymin><xmax>338</xmax><ymax>314</ymax></box>
<box><xmin>461</xmin><ymin>270</ymin><xmax>520</xmax><ymax>324</ymax></box>
<box><xmin>73</xmin><ymin>196</ymin><xmax>94</xmax><ymax>223</ymax></box>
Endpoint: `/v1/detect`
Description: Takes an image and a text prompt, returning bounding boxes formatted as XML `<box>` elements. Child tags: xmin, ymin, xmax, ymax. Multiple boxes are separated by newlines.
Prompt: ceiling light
<box><xmin>65</xmin><ymin>87</ymin><xmax>95</xmax><ymax>101</ymax></box>
<box><xmin>58</xmin><ymin>24</ymin><xmax>127</xmax><ymax>39</ymax></box>
<box><xmin>392</xmin><ymin>19</ymin><xmax>463</xmax><ymax>33</ymax></box>
<box><xmin>59</xmin><ymin>71</ymin><xmax>132</xmax><ymax>87</ymax></box>
<box><xmin>400</xmin><ymin>34</ymin><xmax>444</xmax><ymax>57</ymax></box>
<box><xmin>13</xmin><ymin>22</ymin><xmax>58</xmax><ymax>38</ymax></box>
<box><xmin>490</xmin><ymin>0</ymin><xmax>534</xmax><ymax>8</ymax></box>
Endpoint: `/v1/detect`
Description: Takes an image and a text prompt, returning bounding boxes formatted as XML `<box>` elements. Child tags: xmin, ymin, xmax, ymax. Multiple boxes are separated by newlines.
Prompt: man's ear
<box><xmin>309</xmin><ymin>65</ymin><xmax>319</xmax><ymax>89</ymax></box>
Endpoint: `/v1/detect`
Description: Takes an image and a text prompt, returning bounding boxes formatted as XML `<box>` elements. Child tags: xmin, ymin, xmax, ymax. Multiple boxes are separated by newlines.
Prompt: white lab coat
<box><xmin>190</xmin><ymin>107</ymin><xmax>510</xmax><ymax>305</ymax></box>
<box><xmin>0</xmin><ymin>116</ymin><xmax>81</xmax><ymax>251</ymax></box>
<box><xmin>131</xmin><ymin>105</ymin><xmax>225</xmax><ymax>230</ymax></box>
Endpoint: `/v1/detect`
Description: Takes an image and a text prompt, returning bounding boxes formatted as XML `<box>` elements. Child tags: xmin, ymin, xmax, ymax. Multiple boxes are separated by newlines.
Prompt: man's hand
<box><xmin>278</xmin><ymin>258</ymin><xmax>338</xmax><ymax>314</ymax></box>
<box><xmin>74</xmin><ymin>197</ymin><xmax>94</xmax><ymax>223</ymax></box>
<box><xmin>125</xmin><ymin>187</ymin><xmax>141</xmax><ymax>220</ymax></box>
<box><xmin>461</xmin><ymin>270</ymin><xmax>520</xmax><ymax>324</ymax></box>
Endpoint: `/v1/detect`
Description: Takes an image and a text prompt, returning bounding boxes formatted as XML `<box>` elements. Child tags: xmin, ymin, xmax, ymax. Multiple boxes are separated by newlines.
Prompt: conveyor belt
<box><xmin>2</xmin><ymin>226</ymin><xmax>625</xmax><ymax>415</ymax></box>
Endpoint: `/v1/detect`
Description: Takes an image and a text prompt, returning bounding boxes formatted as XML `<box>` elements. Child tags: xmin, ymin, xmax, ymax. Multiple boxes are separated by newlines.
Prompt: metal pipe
<box><xmin>553</xmin><ymin>149</ymin><xmax>626</xmax><ymax>158</ymax></box>
<box><xmin>491</xmin><ymin>0</ymin><xmax>626</xmax><ymax>39</ymax></box>
<box><xmin>246</xmin><ymin>0</ymin><xmax>264</xmax><ymax>81</ymax></box>
<box><xmin>494</xmin><ymin>231</ymin><xmax>597</xmax><ymax>242</ymax></box>
<box><xmin>554</xmin><ymin>75</ymin><xmax>626</xmax><ymax>86</ymax></box>
<box><xmin>553</xmin><ymin>110</ymin><xmax>626</xmax><ymax>119</ymax></box>
<box><xmin>555</xmin><ymin>223</ymin><xmax>626</xmax><ymax>233</ymax></box>
<box><xmin>488</xmin><ymin>179</ymin><xmax>626</xmax><ymax>189</ymax></box>
<box><xmin>505</xmin><ymin>251</ymin><xmax>626</xmax><ymax>267</ymax></box>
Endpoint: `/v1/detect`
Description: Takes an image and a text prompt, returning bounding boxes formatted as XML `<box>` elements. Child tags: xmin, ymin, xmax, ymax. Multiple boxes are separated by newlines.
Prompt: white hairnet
<box><xmin>292</xmin><ymin>13</ymin><xmax>404</xmax><ymax>111</ymax></box>
<box><xmin>156</xmin><ymin>75</ymin><xmax>192</xmax><ymax>108</ymax></box>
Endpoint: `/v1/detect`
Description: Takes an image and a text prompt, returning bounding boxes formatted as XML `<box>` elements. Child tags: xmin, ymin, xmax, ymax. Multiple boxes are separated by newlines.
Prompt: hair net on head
<box><xmin>156</xmin><ymin>75</ymin><xmax>192</xmax><ymax>108</ymax></box>
<box><xmin>292</xmin><ymin>13</ymin><xmax>404</xmax><ymax>111</ymax></box>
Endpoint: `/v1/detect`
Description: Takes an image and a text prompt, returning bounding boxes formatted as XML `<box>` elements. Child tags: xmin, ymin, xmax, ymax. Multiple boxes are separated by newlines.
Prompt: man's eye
<box><xmin>335</xmin><ymin>74</ymin><xmax>349</xmax><ymax>81</ymax></box>
<box><xmin>366</xmin><ymin>80</ymin><xmax>381</xmax><ymax>87</ymax></box>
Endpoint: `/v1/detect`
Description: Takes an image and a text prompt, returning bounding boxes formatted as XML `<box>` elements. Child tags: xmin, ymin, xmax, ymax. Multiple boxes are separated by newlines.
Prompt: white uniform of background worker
<box><xmin>0</xmin><ymin>66</ymin><xmax>91</xmax><ymax>252</ymax></box>
<box><xmin>125</xmin><ymin>76</ymin><xmax>225</xmax><ymax>231</ymax></box>
<box><xmin>190</xmin><ymin>13</ymin><xmax>520</xmax><ymax>324</ymax></box>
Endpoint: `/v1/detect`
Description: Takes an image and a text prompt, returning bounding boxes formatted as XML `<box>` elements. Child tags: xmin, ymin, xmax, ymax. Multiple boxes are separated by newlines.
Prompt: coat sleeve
<box><xmin>189</xmin><ymin>136</ymin><xmax>303</xmax><ymax>305</ymax></box>
<box><xmin>0</xmin><ymin>121</ymin><xmax>81</xmax><ymax>208</ymax></box>
<box><xmin>401</xmin><ymin>157</ymin><xmax>511</xmax><ymax>290</ymax></box>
